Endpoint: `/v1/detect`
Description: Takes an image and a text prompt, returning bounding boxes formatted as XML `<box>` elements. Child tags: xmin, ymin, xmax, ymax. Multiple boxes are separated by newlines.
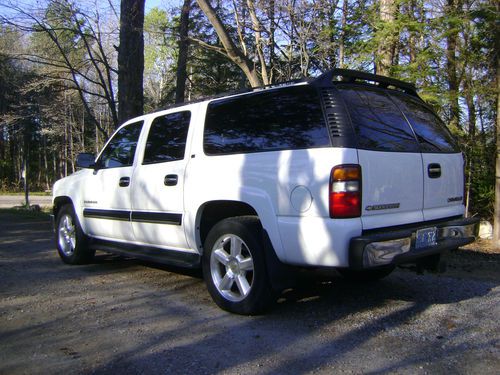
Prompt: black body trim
<box><xmin>90</xmin><ymin>238</ymin><xmax>200</xmax><ymax>268</ymax></box>
<box><xmin>83</xmin><ymin>208</ymin><xmax>182</xmax><ymax>226</ymax></box>
<box><xmin>83</xmin><ymin>208</ymin><xmax>130</xmax><ymax>221</ymax></box>
<box><xmin>131</xmin><ymin>211</ymin><xmax>182</xmax><ymax>225</ymax></box>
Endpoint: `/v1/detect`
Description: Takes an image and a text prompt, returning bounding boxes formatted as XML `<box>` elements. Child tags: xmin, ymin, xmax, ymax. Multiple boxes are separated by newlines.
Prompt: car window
<box><xmin>204</xmin><ymin>85</ymin><xmax>330</xmax><ymax>155</ymax></box>
<box><xmin>97</xmin><ymin>121</ymin><xmax>143</xmax><ymax>168</ymax></box>
<box><xmin>389</xmin><ymin>93</ymin><xmax>459</xmax><ymax>153</ymax></box>
<box><xmin>143</xmin><ymin>111</ymin><xmax>191</xmax><ymax>164</ymax></box>
<box><xmin>336</xmin><ymin>85</ymin><xmax>420</xmax><ymax>152</ymax></box>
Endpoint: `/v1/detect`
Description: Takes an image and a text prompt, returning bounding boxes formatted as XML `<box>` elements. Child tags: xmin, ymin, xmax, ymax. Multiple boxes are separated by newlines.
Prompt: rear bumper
<box><xmin>349</xmin><ymin>217</ymin><xmax>479</xmax><ymax>269</ymax></box>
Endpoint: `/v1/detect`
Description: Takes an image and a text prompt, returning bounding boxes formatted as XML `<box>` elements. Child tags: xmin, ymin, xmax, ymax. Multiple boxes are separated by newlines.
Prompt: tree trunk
<box><xmin>196</xmin><ymin>0</ymin><xmax>262</xmax><ymax>87</ymax></box>
<box><xmin>339</xmin><ymin>0</ymin><xmax>348</xmax><ymax>68</ymax></box>
<box><xmin>494</xmin><ymin>12</ymin><xmax>500</xmax><ymax>247</ymax></box>
<box><xmin>445</xmin><ymin>0</ymin><xmax>462</xmax><ymax>130</ymax></box>
<box><xmin>376</xmin><ymin>0</ymin><xmax>397</xmax><ymax>76</ymax></box>
<box><xmin>118</xmin><ymin>0</ymin><xmax>145</xmax><ymax>125</ymax></box>
<box><xmin>247</xmin><ymin>0</ymin><xmax>269</xmax><ymax>85</ymax></box>
<box><xmin>268</xmin><ymin>0</ymin><xmax>275</xmax><ymax>81</ymax></box>
<box><xmin>175</xmin><ymin>0</ymin><xmax>191</xmax><ymax>104</ymax></box>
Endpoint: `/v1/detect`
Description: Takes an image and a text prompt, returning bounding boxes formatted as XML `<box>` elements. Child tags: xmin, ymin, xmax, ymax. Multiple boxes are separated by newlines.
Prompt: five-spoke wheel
<box><xmin>203</xmin><ymin>216</ymin><xmax>275</xmax><ymax>315</ymax></box>
<box><xmin>210</xmin><ymin>234</ymin><xmax>255</xmax><ymax>302</ymax></box>
<box><xmin>55</xmin><ymin>204</ymin><xmax>94</xmax><ymax>264</ymax></box>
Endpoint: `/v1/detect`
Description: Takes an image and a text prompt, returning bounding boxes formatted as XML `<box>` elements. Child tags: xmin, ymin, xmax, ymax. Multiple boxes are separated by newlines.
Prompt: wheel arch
<box><xmin>197</xmin><ymin>200</ymin><xmax>258</xmax><ymax>248</ymax></box>
<box><xmin>196</xmin><ymin>200</ymin><xmax>294</xmax><ymax>292</ymax></box>
<box><xmin>53</xmin><ymin>196</ymin><xmax>74</xmax><ymax>218</ymax></box>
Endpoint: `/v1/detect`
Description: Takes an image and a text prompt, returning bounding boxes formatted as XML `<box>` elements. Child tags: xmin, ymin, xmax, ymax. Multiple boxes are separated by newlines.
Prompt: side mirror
<box><xmin>76</xmin><ymin>153</ymin><xmax>96</xmax><ymax>169</ymax></box>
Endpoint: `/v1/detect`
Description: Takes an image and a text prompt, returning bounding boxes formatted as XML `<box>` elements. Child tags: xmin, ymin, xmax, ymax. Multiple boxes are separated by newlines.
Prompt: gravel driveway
<box><xmin>0</xmin><ymin>212</ymin><xmax>499</xmax><ymax>374</ymax></box>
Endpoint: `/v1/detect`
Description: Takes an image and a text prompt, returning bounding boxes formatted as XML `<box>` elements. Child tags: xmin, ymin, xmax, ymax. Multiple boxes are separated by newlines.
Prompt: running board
<box><xmin>89</xmin><ymin>239</ymin><xmax>201</xmax><ymax>269</ymax></box>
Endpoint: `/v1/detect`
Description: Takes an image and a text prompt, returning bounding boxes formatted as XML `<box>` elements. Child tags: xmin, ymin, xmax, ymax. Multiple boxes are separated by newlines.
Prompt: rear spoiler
<box><xmin>311</xmin><ymin>69</ymin><xmax>419</xmax><ymax>97</ymax></box>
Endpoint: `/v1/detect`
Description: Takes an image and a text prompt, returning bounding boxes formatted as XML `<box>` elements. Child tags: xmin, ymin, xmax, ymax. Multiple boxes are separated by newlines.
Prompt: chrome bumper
<box><xmin>349</xmin><ymin>217</ymin><xmax>479</xmax><ymax>269</ymax></box>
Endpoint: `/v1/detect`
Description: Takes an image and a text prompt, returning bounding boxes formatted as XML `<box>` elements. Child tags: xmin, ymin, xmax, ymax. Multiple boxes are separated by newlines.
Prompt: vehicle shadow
<box><xmin>85</xmin><ymin>263</ymin><xmax>496</xmax><ymax>375</ymax></box>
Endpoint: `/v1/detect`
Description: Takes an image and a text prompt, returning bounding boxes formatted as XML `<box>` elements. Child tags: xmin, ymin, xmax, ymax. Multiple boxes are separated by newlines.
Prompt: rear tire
<box><xmin>55</xmin><ymin>204</ymin><xmax>95</xmax><ymax>264</ymax></box>
<box><xmin>202</xmin><ymin>216</ymin><xmax>275</xmax><ymax>315</ymax></box>
<box><xmin>338</xmin><ymin>265</ymin><xmax>395</xmax><ymax>282</ymax></box>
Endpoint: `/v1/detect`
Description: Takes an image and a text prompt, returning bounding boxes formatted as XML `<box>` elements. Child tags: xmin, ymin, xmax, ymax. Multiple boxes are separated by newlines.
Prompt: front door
<box><xmin>82</xmin><ymin>121</ymin><xmax>143</xmax><ymax>241</ymax></box>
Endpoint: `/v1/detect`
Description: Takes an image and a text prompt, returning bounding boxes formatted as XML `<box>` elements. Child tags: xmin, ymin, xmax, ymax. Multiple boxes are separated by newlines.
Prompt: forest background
<box><xmin>0</xmin><ymin>0</ymin><xmax>498</xmax><ymax>240</ymax></box>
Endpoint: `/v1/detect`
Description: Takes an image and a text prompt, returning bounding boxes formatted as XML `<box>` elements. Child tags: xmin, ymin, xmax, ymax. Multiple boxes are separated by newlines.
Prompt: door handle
<box><xmin>428</xmin><ymin>163</ymin><xmax>441</xmax><ymax>178</ymax></box>
<box><xmin>119</xmin><ymin>177</ymin><xmax>130</xmax><ymax>187</ymax></box>
<box><xmin>164</xmin><ymin>174</ymin><xmax>178</xmax><ymax>186</ymax></box>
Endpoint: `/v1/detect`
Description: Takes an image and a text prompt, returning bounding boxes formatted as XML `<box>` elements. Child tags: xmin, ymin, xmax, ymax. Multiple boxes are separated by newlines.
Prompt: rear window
<box><xmin>390</xmin><ymin>93</ymin><xmax>459</xmax><ymax>153</ymax></box>
<box><xmin>336</xmin><ymin>86</ymin><xmax>420</xmax><ymax>152</ymax></box>
<box><xmin>204</xmin><ymin>85</ymin><xmax>330</xmax><ymax>155</ymax></box>
<box><xmin>143</xmin><ymin>111</ymin><xmax>191</xmax><ymax>164</ymax></box>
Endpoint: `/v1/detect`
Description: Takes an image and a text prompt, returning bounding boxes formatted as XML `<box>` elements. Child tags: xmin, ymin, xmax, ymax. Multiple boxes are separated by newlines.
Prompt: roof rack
<box><xmin>158</xmin><ymin>77</ymin><xmax>309</xmax><ymax>112</ymax></box>
<box><xmin>312</xmin><ymin>69</ymin><xmax>418</xmax><ymax>96</ymax></box>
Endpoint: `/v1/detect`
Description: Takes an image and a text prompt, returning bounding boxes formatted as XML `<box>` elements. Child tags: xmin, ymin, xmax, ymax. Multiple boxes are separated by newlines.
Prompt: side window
<box><xmin>337</xmin><ymin>86</ymin><xmax>420</xmax><ymax>152</ymax></box>
<box><xmin>143</xmin><ymin>111</ymin><xmax>191</xmax><ymax>164</ymax></box>
<box><xmin>390</xmin><ymin>93</ymin><xmax>459</xmax><ymax>153</ymax></box>
<box><xmin>98</xmin><ymin>121</ymin><xmax>143</xmax><ymax>168</ymax></box>
<box><xmin>204</xmin><ymin>85</ymin><xmax>330</xmax><ymax>155</ymax></box>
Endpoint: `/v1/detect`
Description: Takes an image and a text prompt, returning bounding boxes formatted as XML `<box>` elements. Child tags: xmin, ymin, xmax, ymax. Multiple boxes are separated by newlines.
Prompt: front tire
<box><xmin>55</xmin><ymin>204</ymin><xmax>94</xmax><ymax>264</ymax></box>
<box><xmin>202</xmin><ymin>217</ymin><xmax>275</xmax><ymax>315</ymax></box>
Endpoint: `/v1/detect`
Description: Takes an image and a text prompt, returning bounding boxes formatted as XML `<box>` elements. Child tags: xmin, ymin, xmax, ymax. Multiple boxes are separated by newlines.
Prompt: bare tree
<box><xmin>195</xmin><ymin>0</ymin><xmax>262</xmax><ymax>87</ymax></box>
<box><xmin>0</xmin><ymin>0</ymin><xmax>119</xmax><ymax>138</ymax></box>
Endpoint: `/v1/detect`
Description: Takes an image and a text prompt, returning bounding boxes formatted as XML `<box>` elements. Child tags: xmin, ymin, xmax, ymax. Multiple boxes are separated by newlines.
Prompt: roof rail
<box><xmin>312</xmin><ymin>69</ymin><xmax>418</xmax><ymax>96</ymax></box>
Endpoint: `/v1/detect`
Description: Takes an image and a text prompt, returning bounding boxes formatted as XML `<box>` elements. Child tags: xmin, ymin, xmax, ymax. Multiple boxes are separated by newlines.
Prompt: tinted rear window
<box><xmin>143</xmin><ymin>111</ymin><xmax>191</xmax><ymax>164</ymax></box>
<box><xmin>336</xmin><ymin>86</ymin><xmax>420</xmax><ymax>152</ymax></box>
<box><xmin>390</xmin><ymin>93</ymin><xmax>459</xmax><ymax>153</ymax></box>
<box><xmin>204</xmin><ymin>85</ymin><xmax>330</xmax><ymax>155</ymax></box>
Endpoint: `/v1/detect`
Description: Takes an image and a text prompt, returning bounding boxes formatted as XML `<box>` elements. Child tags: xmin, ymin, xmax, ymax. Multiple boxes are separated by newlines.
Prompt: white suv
<box><xmin>53</xmin><ymin>69</ymin><xmax>478</xmax><ymax>314</ymax></box>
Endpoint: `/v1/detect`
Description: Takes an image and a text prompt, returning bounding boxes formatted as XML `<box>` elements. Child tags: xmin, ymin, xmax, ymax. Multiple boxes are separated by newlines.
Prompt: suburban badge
<box><xmin>365</xmin><ymin>203</ymin><xmax>400</xmax><ymax>211</ymax></box>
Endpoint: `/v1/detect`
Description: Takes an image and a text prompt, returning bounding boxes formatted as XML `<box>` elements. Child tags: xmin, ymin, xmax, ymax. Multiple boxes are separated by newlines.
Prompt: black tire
<box><xmin>55</xmin><ymin>204</ymin><xmax>95</xmax><ymax>264</ymax></box>
<box><xmin>337</xmin><ymin>265</ymin><xmax>395</xmax><ymax>282</ymax></box>
<box><xmin>202</xmin><ymin>216</ymin><xmax>275</xmax><ymax>315</ymax></box>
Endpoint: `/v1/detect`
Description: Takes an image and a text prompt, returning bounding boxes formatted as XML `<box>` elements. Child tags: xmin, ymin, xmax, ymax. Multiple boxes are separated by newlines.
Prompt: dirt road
<box><xmin>0</xmin><ymin>211</ymin><xmax>499</xmax><ymax>374</ymax></box>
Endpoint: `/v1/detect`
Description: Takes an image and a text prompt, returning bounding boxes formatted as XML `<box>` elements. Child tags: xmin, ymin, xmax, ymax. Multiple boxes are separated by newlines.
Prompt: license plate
<box><xmin>415</xmin><ymin>227</ymin><xmax>437</xmax><ymax>249</ymax></box>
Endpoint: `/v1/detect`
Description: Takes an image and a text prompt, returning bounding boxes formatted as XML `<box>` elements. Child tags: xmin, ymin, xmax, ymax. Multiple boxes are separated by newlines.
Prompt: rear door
<box><xmin>130</xmin><ymin>110</ymin><xmax>192</xmax><ymax>250</ymax></box>
<box><xmin>336</xmin><ymin>86</ymin><xmax>424</xmax><ymax>229</ymax></box>
<box><xmin>390</xmin><ymin>94</ymin><xmax>464</xmax><ymax>221</ymax></box>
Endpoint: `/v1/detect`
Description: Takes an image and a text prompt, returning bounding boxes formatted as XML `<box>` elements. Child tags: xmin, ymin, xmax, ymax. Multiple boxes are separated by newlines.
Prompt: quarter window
<box><xmin>97</xmin><ymin>121</ymin><xmax>143</xmax><ymax>168</ymax></box>
<box><xmin>143</xmin><ymin>111</ymin><xmax>191</xmax><ymax>164</ymax></box>
<box><xmin>204</xmin><ymin>85</ymin><xmax>330</xmax><ymax>155</ymax></box>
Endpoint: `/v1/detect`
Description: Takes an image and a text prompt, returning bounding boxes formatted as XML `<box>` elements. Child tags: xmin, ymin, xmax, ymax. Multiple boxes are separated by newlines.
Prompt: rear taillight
<box><xmin>329</xmin><ymin>164</ymin><xmax>361</xmax><ymax>218</ymax></box>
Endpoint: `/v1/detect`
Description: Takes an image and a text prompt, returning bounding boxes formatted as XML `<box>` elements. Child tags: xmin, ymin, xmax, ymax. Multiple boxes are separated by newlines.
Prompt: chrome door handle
<box><xmin>428</xmin><ymin>164</ymin><xmax>441</xmax><ymax>178</ymax></box>
<box><xmin>119</xmin><ymin>177</ymin><xmax>130</xmax><ymax>187</ymax></box>
<box><xmin>164</xmin><ymin>174</ymin><xmax>178</xmax><ymax>186</ymax></box>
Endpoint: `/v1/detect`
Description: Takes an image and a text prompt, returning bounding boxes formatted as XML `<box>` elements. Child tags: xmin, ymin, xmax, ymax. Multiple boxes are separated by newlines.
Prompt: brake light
<box><xmin>330</xmin><ymin>164</ymin><xmax>361</xmax><ymax>218</ymax></box>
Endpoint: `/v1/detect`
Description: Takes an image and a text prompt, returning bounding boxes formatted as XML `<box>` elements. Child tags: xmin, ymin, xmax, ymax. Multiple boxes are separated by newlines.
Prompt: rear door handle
<box><xmin>119</xmin><ymin>177</ymin><xmax>130</xmax><ymax>187</ymax></box>
<box><xmin>164</xmin><ymin>174</ymin><xmax>178</xmax><ymax>186</ymax></box>
<box><xmin>428</xmin><ymin>163</ymin><xmax>441</xmax><ymax>178</ymax></box>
